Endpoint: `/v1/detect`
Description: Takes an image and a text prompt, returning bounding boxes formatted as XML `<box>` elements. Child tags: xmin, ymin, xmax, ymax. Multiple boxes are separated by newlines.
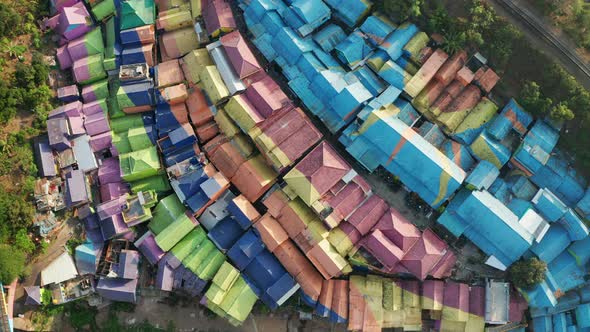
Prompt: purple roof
<box><xmin>96</xmin><ymin>277</ymin><xmax>138</xmax><ymax>303</ymax></box>
<box><xmin>422</xmin><ymin>279</ymin><xmax>444</xmax><ymax>304</ymax></box>
<box><xmin>82</xmin><ymin>100</ymin><xmax>106</xmax><ymax>116</ymax></box>
<box><xmin>134</xmin><ymin>231</ymin><xmax>165</xmax><ymax>265</ymax></box>
<box><xmin>56</xmin><ymin>2</ymin><xmax>92</xmax><ymax>41</ymax></box>
<box><xmin>98</xmin><ymin>158</ymin><xmax>122</xmax><ymax>185</ymax></box>
<box><xmin>172</xmin><ymin>265</ymin><xmax>207</xmax><ymax>297</ymax></box>
<box><xmin>47</xmin><ymin>117</ymin><xmax>71</xmax><ymax>151</ymax></box>
<box><xmin>100</xmin><ymin>182</ymin><xmax>130</xmax><ymax>202</ymax></box>
<box><xmin>96</xmin><ymin>196</ymin><xmax>126</xmax><ymax>220</ymax></box>
<box><xmin>57</xmin><ymin>84</ymin><xmax>79</xmax><ymax>102</ymax></box>
<box><xmin>100</xmin><ymin>213</ymin><xmax>130</xmax><ymax>240</ymax></box>
<box><xmin>57</xmin><ymin>44</ymin><xmax>72</xmax><ymax>69</ymax></box>
<box><xmin>84</xmin><ymin>213</ymin><xmax>100</xmax><ymax>230</ymax></box>
<box><xmin>443</xmin><ymin>281</ymin><xmax>470</xmax><ymax>312</ymax></box>
<box><xmin>34</xmin><ymin>137</ymin><xmax>57</xmax><ymax>177</ymax></box>
<box><xmin>469</xmin><ymin>285</ymin><xmax>485</xmax><ymax>316</ymax></box>
<box><xmin>157</xmin><ymin>260</ymin><xmax>174</xmax><ymax>292</ymax></box>
<box><xmin>117</xmin><ymin>250</ymin><xmax>140</xmax><ymax>279</ymax></box>
<box><xmin>67</xmin><ymin>114</ymin><xmax>86</xmax><ymax>136</ymax></box>
<box><xmin>24</xmin><ymin>286</ymin><xmax>41</xmax><ymax>306</ymax></box>
<box><xmin>89</xmin><ymin>132</ymin><xmax>112</xmax><ymax>152</ymax></box>
<box><xmin>65</xmin><ymin>169</ymin><xmax>88</xmax><ymax>207</ymax></box>
<box><xmin>84</xmin><ymin>111</ymin><xmax>110</xmax><ymax>136</ymax></box>
<box><xmin>86</xmin><ymin>223</ymin><xmax>104</xmax><ymax>243</ymax></box>
<box><xmin>49</xmin><ymin>101</ymin><xmax>83</xmax><ymax>119</ymax></box>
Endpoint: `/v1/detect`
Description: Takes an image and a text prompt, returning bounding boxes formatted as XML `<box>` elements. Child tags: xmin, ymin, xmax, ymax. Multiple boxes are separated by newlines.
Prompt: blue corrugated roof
<box><xmin>438</xmin><ymin>189</ymin><xmax>533</xmax><ymax>267</ymax></box>
<box><xmin>359</xmin><ymin>15</ymin><xmax>395</xmax><ymax>47</ymax></box>
<box><xmin>465</xmin><ymin>160</ymin><xmax>499</xmax><ymax>191</ymax></box>
<box><xmin>313</xmin><ymin>24</ymin><xmax>346</xmax><ymax>52</ymax></box>
<box><xmin>533</xmin><ymin>189</ymin><xmax>568</xmax><ymax>222</ymax></box>
<box><xmin>530</xmin><ymin>224</ymin><xmax>570</xmax><ymax>263</ymax></box>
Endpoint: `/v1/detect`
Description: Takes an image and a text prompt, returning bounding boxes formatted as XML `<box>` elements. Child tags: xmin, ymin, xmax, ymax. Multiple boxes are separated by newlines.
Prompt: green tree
<box><xmin>383</xmin><ymin>0</ymin><xmax>423</xmax><ymax>22</ymax></box>
<box><xmin>0</xmin><ymin>3</ymin><xmax>22</xmax><ymax>38</ymax></box>
<box><xmin>518</xmin><ymin>81</ymin><xmax>553</xmax><ymax>116</ymax></box>
<box><xmin>0</xmin><ymin>245</ymin><xmax>26</xmax><ymax>283</ymax></box>
<box><xmin>441</xmin><ymin>30</ymin><xmax>466</xmax><ymax>55</ymax></box>
<box><xmin>509</xmin><ymin>257</ymin><xmax>547</xmax><ymax>289</ymax></box>
<box><xmin>15</xmin><ymin>229</ymin><xmax>35</xmax><ymax>254</ymax></box>
<box><xmin>550</xmin><ymin>102</ymin><xmax>575</xmax><ymax>120</ymax></box>
<box><xmin>0</xmin><ymin>191</ymin><xmax>35</xmax><ymax>238</ymax></box>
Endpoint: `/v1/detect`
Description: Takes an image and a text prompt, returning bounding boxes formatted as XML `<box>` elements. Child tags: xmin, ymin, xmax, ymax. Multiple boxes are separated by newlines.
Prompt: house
<box><xmin>41</xmin><ymin>252</ymin><xmax>79</xmax><ymax>287</ymax></box>
<box><xmin>438</xmin><ymin>189</ymin><xmax>534</xmax><ymax>270</ymax></box>
<box><xmin>96</xmin><ymin>278</ymin><xmax>138</xmax><ymax>303</ymax></box>
<box><xmin>33</xmin><ymin>137</ymin><xmax>57</xmax><ymax>178</ymax></box>
<box><xmin>65</xmin><ymin>170</ymin><xmax>90</xmax><ymax>208</ymax></box>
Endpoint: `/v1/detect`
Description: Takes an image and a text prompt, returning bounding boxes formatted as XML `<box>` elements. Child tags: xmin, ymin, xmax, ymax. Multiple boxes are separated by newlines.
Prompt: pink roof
<box><xmin>326</xmin><ymin>182</ymin><xmax>367</xmax><ymax>221</ymax></box>
<box><xmin>245</xmin><ymin>75</ymin><xmax>290</xmax><ymax>118</ymax></box>
<box><xmin>339</xmin><ymin>221</ymin><xmax>362</xmax><ymax>245</ymax></box>
<box><xmin>220</xmin><ymin>30</ymin><xmax>261</xmax><ymax>79</ymax></box>
<box><xmin>400</xmin><ymin>228</ymin><xmax>447</xmax><ymax>280</ymax></box>
<box><xmin>67</xmin><ymin>114</ymin><xmax>85</xmax><ymax>135</ymax></box>
<box><xmin>295</xmin><ymin>142</ymin><xmax>351</xmax><ymax>196</ymax></box>
<box><xmin>203</xmin><ymin>0</ymin><xmax>236</xmax><ymax>35</ymax></box>
<box><xmin>347</xmin><ymin>195</ymin><xmax>388</xmax><ymax>236</ymax></box>
<box><xmin>469</xmin><ymin>285</ymin><xmax>485</xmax><ymax>317</ymax></box>
<box><xmin>364</xmin><ymin>229</ymin><xmax>404</xmax><ymax>270</ymax></box>
<box><xmin>429</xmin><ymin>250</ymin><xmax>456</xmax><ymax>279</ymax></box>
<box><xmin>422</xmin><ymin>279</ymin><xmax>444</xmax><ymax>304</ymax></box>
<box><xmin>443</xmin><ymin>281</ymin><xmax>470</xmax><ymax>312</ymax></box>
<box><xmin>375</xmin><ymin>208</ymin><xmax>421</xmax><ymax>252</ymax></box>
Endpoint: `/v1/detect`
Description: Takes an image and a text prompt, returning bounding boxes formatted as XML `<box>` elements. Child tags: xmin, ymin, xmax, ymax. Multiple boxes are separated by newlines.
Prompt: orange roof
<box><xmin>263</xmin><ymin>190</ymin><xmax>289</xmax><ymax>218</ymax></box>
<box><xmin>195</xmin><ymin>121</ymin><xmax>219</xmax><ymax>142</ymax></box>
<box><xmin>207</xmin><ymin>141</ymin><xmax>246</xmax><ymax>178</ymax></box>
<box><xmin>276</xmin><ymin>201</ymin><xmax>308</xmax><ymax>238</ymax></box>
<box><xmin>230</xmin><ymin>156</ymin><xmax>276</xmax><ymax>202</ymax></box>
<box><xmin>295</xmin><ymin>263</ymin><xmax>324</xmax><ymax>302</ymax></box>
<box><xmin>157</xmin><ymin>59</ymin><xmax>185</xmax><ymax>87</ymax></box>
<box><xmin>187</xmin><ymin>88</ymin><xmax>213</xmax><ymax>126</ymax></box>
<box><xmin>478</xmin><ymin>68</ymin><xmax>500</xmax><ymax>93</ymax></box>
<box><xmin>231</xmin><ymin>195</ymin><xmax>261</xmax><ymax>222</ymax></box>
<box><xmin>253</xmin><ymin>213</ymin><xmax>289</xmax><ymax>252</ymax></box>
<box><xmin>220</xmin><ymin>30</ymin><xmax>262</xmax><ymax>79</ymax></box>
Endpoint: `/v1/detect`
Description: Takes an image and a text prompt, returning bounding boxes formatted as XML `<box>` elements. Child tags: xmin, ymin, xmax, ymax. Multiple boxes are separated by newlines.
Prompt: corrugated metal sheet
<box><xmin>379</xmin><ymin>22</ymin><xmax>418</xmax><ymax>61</ymax></box>
<box><xmin>488</xmin><ymin>98</ymin><xmax>532</xmax><ymax>141</ymax></box>
<box><xmin>452</xmin><ymin>97</ymin><xmax>498</xmax><ymax>145</ymax></box>
<box><xmin>468</xmin><ymin>131</ymin><xmax>511</xmax><ymax>169</ymax></box>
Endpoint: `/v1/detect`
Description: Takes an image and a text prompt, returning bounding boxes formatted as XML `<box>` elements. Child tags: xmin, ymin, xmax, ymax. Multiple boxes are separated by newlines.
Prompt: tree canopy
<box><xmin>0</xmin><ymin>244</ymin><xmax>26</xmax><ymax>284</ymax></box>
<box><xmin>509</xmin><ymin>257</ymin><xmax>547</xmax><ymax>289</ymax></box>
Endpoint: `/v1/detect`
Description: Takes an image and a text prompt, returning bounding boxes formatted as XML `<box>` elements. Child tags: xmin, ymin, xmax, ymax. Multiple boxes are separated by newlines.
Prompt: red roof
<box><xmin>375</xmin><ymin>208</ymin><xmax>421</xmax><ymax>252</ymax></box>
<box><xmin>400</xmin><ymin>228</ymin><xmax>447</xmax><ymax>280</ymax></box>
<box><xmin>295</xmin><ymin>142</ymin><xmax>351</xmax><ymax>197</ymax></box>
<box><xmin>443</xmin><ymin>281</ymin><xmax>470</xmax><ymax>312</ymax></box>
<box><xmin>245</xmin><ymin>75</ymin><xmax>291</xmax><ymax>118</ymax></box>
<box><xmin>347</xmin><ymin>195</ymin><xmax>388</xmax><ymax>236</ymax></box>
<box><xmin>220</xmin><ymin>30</ymin><xmax>261</xmax><ymax>79</ymax></box>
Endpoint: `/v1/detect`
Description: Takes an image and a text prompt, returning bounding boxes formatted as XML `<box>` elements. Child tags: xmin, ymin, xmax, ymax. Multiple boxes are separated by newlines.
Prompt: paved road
<box><xmin>487</xmin><ymin>0</ymin><xmax>590</xmax><ymax>89</ymax></box>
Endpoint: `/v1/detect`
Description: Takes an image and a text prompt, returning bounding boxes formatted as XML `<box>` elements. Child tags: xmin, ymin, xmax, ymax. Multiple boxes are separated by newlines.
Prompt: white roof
<box><xmin>72</xmin><ymin>135</ymin><xmax>98</xmax><ymax>172</ymax></box>
<box><xmin>485</xmin><ymin>280</ymin><xmax>510</xmax><ymax>324</ymax></box>
<box><xmin>519</xmin><ymin>209</ymin><xmax>550</xmax><ymax>243</ymax></box>
<box><xmin>41</xmin><ymin>252</ymin><xmax>78</xmax><ymax>286</ymax></box>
